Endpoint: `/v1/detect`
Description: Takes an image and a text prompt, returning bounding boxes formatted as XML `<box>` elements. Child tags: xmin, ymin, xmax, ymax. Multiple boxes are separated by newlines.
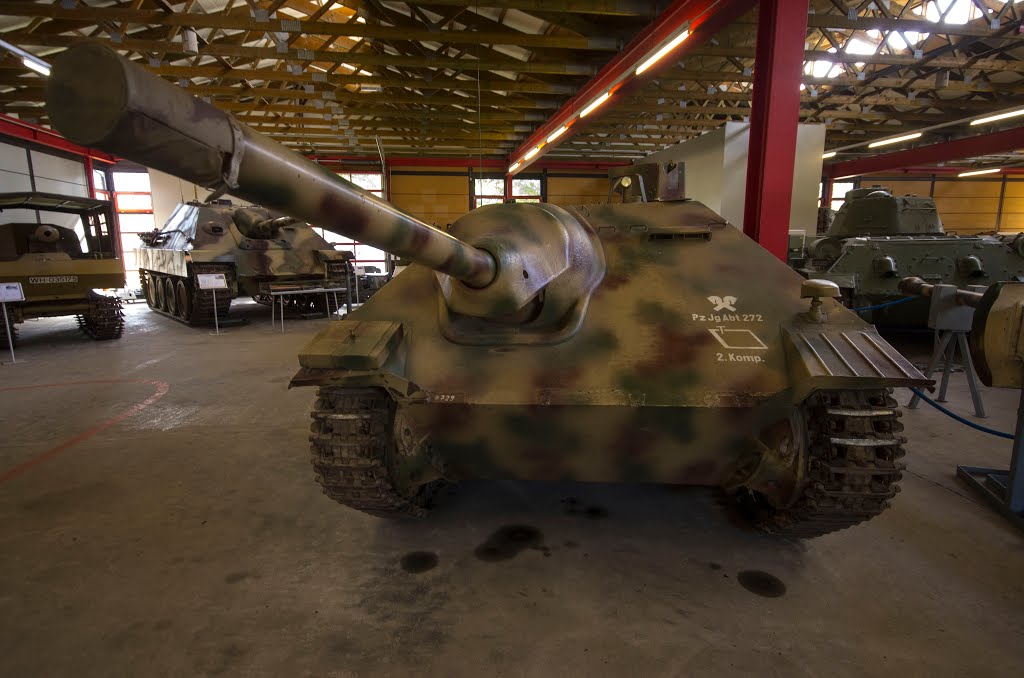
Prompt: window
<box><xmin>473</xmin><ymin>177</ymin><xmax>505</xmax><ymax>209</ymax></box>
<box><xmin>472</xmin><ymin>175</ymin><xmax>545</xmax><ymax>208</ymax></box>
<box><xmin>112</xmin><ymin>171</ymin><xmax>156</xmax><ymax>290</ymax></box>
<box><xmin>820</xmin><ymin>181</ymin><xmax>856</xmax><ymax>211</ymax></box>
<box><xmin>316</xmin><ymin>172</ymin><xmax>387</xmax><ymax>268</ymax></box>
<box><xmin>511</xmin><ymin>177</ymin><xmax>542</xmax><ymax>203</ymax></box>
<box><xmin>92</xmin><ymin>169</ymin><xmax>109</xmax><ymax>201</ymax></box>
<box><xmin>338</xmin><ymin>172</ymin><xmax>384</xmax><ymax>198</ymax></box>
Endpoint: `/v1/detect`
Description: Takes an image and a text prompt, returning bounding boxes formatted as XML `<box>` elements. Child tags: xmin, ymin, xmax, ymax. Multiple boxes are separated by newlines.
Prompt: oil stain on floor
<box><xmin>400</xmin><ymin>551</ymin><xmax>439</xmax><ymax>574</ymax></box>
<box><xmin>474</xmin><ymin>525</ymin><xmax>550</xmax><ymax>561</ymax></box>
<box><xmin>737</xmin><ymin>570</ymin><xmax>787</xmax><ymax>597</ymax></box>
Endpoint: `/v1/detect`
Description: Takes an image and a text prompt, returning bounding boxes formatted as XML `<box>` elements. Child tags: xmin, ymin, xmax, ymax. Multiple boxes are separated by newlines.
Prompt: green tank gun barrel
<box><xmin>45</xmin><ymin>43</ymin><xmax>496</xmax><ymax>288</ymax></box>
<box><xmin>898</xmin><ymin>276</ymin><xmax>985</xmax><ymax>307</ymax></box>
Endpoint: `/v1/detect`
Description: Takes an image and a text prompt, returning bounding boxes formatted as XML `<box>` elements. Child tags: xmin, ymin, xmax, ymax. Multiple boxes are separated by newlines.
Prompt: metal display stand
<box><xmin>270</xmin><ymin>286</ymin><xmax>351</xmax><ymax>333</ymax></box>
<box><xmin>898</xmin><ymin>277</ymin><xmax>1024</xmax><ymax>532</ymax></box>
<box><xmin>957</xmin><ymin>384</ymin><xmax>1024</xmax><ymax>532</ymax></box>
<box><xmin>1</xmin><ymin>281</ymin><xmax>24</xmax><ymax>364</ymax></box>
<box><xmin>196</xmin><ymin>272</ymin><xmax>229</xmax><ymax>335</ymax></box>
<box><xmin>907</xmin><ymin>283</ymin><xmax>987</xmax><ymax>417</ymax></box>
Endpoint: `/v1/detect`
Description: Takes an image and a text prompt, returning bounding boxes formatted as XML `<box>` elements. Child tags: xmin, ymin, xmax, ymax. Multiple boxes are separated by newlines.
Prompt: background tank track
<box><xmin>309</xmin><ymin>387</ymin><xmax>444</xmax><ymax>518</ymax></box>
<box><xmin>744</xmin><ymin>388</ymin><xmax>906</xmax><ymax>538</ymax></box>
<box><xmin>141</xmin><ymin>264</ymin><xmax>233</xmax><ymax>326</ymax></box>
<box><xmin>75</xmin><ymin>292</ymin><xmax>125</xmax><ymax>340</ymax></box>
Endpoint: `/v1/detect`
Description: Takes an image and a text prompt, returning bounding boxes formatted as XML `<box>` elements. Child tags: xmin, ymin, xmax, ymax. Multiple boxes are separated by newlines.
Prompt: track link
<box><xmin>752</xmin><ymin>389</ymin><xmax>906</xmax><ymax>538</ymax></box>
<box><xmin>309</xmin><ymin>387</ymin><xmax>441</xmax><ymax>518</ymax></box>
<box><xmin>76</xmin><ymin>292</ymin><xmax>125</xmax><ymax>340</ymax></box>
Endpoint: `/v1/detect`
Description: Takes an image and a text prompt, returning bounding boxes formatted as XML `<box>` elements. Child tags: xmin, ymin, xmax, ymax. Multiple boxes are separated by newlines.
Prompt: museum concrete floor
<box><xmin>1</xmin><ymin>302</ymin><xmax>1021</xmax><ymax>677</ymax></box>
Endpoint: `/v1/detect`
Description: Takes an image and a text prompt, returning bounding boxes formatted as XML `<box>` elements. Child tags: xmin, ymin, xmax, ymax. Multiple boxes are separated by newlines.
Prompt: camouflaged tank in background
<box><xmin>798</xmin><ymin>186</ymin><xmax>1024</xmax><ymax>326</ymax></box>
<box><xmin>0</xmin><ymin>192</ymin><xmax>124</xmax><ymax>346</ymax></box>
<box><xmin>136</xmin><ymin>200</ymin><xmax>354</xmax><ymax>324</ymax></box>
<box><xmin>48</xmin><ymin>43</ymin><xmax>933</xmax><ymax>538</ymax></box>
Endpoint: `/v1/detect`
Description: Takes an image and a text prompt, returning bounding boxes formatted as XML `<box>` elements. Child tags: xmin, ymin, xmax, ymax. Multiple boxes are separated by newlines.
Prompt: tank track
<box><xmin>750</xmin><ymin>389</ymin><xmax>906</xmax><ymax>538</ymax></box>
<box><xmin>76</xmin><ymin>292</ymin><xmax>125</xmax><ymax>340</ymax></box>
<box><xmin>309</xmin><ymin>387</ymin><xmax>442</xmax><ymax>518</ymax></box>
<box><xmin>141</xmin><ymin>265</ymin><xmax>233</xmax><ymax>326</ymax></box>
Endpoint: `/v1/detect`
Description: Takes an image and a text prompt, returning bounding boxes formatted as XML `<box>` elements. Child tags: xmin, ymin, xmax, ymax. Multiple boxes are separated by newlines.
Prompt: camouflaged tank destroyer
<box><xmin>137</xmin><ymin>200</ymin><xmax>354</xmax><ymax>325</ymax></box>
<box><xmin>48</xmin><ymin>43</ymin><xmax>932</xmax><ymax>538</ymax></box>
<box><xmin>799</xmin><ymin>186</ymin><xmax>1024</xmax><ymax>325</ymax></box>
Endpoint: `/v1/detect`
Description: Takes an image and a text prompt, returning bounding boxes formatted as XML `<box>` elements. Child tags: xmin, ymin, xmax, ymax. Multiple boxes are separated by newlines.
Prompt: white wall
<box><xmin>643</xmin><ymin>121</ymin><xmax>826</xmax><ymax>231</ymax></box>
<box><xmin>148</xmin><ymin>169</ymin><xmax>251</xmax><ymax>228</ymax></box>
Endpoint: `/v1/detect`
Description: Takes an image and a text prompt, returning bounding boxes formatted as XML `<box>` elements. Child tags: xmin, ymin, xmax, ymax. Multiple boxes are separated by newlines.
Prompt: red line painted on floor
<box><xmin>0</xmin><ymin>379</ymin><xmax>171</xmax><ymax>484</ymax></box>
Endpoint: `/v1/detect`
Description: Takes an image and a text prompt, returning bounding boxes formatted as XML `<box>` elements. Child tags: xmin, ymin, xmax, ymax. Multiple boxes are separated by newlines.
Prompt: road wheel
<box><xmin>176</xmin><ymin>279</ymin><xmax>192</xmax><ymax>320</ymax></box>
<box><xmin>164</xmin><ymin>277</ymin><xmax>178</xmax><ymax>316</ymax></box>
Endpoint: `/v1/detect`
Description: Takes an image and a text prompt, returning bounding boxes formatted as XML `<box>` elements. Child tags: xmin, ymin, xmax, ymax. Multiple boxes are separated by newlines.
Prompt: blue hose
<box><xmin>909</xmin><ymin>387</ymin><xmax>1014</xmax><ymax>440</ymax></box>
<box><xmin>848</xmin><ymin>296</ymin><xmax>916</xmax><ymax>312</ymax></box>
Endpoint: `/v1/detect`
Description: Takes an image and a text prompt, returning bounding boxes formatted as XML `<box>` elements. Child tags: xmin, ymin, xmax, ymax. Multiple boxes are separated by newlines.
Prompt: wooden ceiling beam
<box><xmin>2</xmin><ymin>31</ymin><xmax>595</xmax><ymax>75</ymax></box>
<box><xmin>401</xmin><ymin>0</ymin><xmax>657</xmax><ymax>16</ymax></box>
<box><xmin>0</xmin><ymin>2</ymin><xmax>619</xmax><ymax>50</ymax></box>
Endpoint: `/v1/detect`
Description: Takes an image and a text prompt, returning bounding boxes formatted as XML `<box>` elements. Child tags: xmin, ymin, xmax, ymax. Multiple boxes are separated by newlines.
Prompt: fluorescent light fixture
<box><xmin>524</xmin><ymin>146</ymin><xmax>542</xmax><ymax>160</ymax></box>
<box><xmin>635</xmin><ymin>29</ymin><xmax>690</xmax><ymax>76</ymax></box>
<box><xmin>546</xmin><ymin>126</ymin><xmax>568</xmax><ymax>144</ymax></box>
<box><xmin>821</xmin><ymin>151</ymin><xmax>837</xmax><ymax>159</ymax></box>
<box><xmin>970</xmin><ymin>109</ymin><xmax>1024</xmax><ymax>126</ymax></box>
<box><xmin>22</xmin><ymin>57</ymin><xmax>50</xmax><ymax>77</ymax></box>
<box><xmin>508</xmin><ymin>161</ymin><xmax>522</xmax><ymax>173</ymax></box>
<box><xmin>0</xmin><ymin>40</ymin><xmax>50</xmax><ymax>77</ymax></box>
<box><xmin>867</xmin><ymin>132</ymin><xmax>922</xmax><ymax>148</ymax></box>
<box><xmin>958</xmin><ymin>167</ymin><xmax>1001</xmax><ymax>178</ymax></box>
<box><xmin>580</xmin><ymin>92</ymin><xmax>610</xmax><ymax>118</ymax></box>
<box><xmin>834</xmin><ymin>174</ymin><xmax>859</xmax><ymax>180</ymax></box>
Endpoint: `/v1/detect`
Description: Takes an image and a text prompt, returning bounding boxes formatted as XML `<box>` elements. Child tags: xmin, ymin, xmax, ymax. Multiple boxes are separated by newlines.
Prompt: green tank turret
<box><xmin>47</xmin><ymin>43</ymin><xmax>933</xmax><ymax>538</ymax></box>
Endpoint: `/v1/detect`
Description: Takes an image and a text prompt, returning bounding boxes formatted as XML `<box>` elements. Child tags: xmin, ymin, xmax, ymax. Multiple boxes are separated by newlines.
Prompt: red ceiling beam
<box><xmin>508</xmin><ymin>0</ymin><xmax>756</xmax><ymax>174</ymax></box>
<box><xmin>0</xmin><ymin>114</ymin><xmax>117</xmax><ymax>163</ymax></box>
<box><xmin>742</xmin><ymin>0</ymin><xmax>810</xmax><ymax>261</ymax></box>
<box><xmin>825</xmin><ymin>125</ymin><xmax>1024</xmax><ymax>179</ymax></box>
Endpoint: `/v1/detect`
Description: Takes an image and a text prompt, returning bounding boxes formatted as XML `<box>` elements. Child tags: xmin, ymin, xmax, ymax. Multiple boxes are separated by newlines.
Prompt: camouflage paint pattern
<box><xmin>294</xmin><ymin>200</ymin><xmax>928</xmax><ymax>491</ymax></box>
<box><xmin>799</xmin><ymin>187</ymin><xmax>1024</xmax><ymax>324</ymax></box>
<box><xmin>45</xmin><ymin>42</ymin><xmax>930</xmax><ymax>506</ymax></box>
<box><xmin>137</xmin><ymin>202</ymin><xmax>349</xmax><ymax>298</ymax></box>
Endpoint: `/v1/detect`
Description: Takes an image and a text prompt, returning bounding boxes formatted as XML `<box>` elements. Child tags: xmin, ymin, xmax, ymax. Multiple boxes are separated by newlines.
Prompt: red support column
<box><xmin>742</xmin><ymin>0</ymin><xmax>810</xmax><ymax>260</ymax></box>
<box><xmin>84</xmin><ymin>155</ymin><xmax>95</xmax><ymax>198</ymax></box>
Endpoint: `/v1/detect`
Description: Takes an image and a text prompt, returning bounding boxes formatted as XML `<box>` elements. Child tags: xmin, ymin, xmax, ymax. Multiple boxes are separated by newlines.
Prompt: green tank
<box><xmin>0</xmin><ymin>192</ymin><xmax>124</xmax><ymax>346</ymax></box>
<box><xmin>136</xmin><ymin>200</ymin><xmax>354</xmax><ymax>325</ymax></box>
<box><xmin>48</xmin><ymin>43</ymin><xmax>933</xmax><ymax>538</ymax></box>
<box><xmin>799</xmin><ymin>186</ymin><xmax>1024</xmax><ymax>325</ymax></box>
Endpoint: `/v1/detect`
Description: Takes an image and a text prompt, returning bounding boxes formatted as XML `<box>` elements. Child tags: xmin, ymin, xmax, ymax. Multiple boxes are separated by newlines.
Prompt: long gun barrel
<box><xmin>898</xmin><ymin>276</ymin><xmax>985</xmax><ymax>308</ymax></box>
<box><xmin>45</xmin><ymin>43</ymin><xmax>496</xmax><ymax>288</ymax></box>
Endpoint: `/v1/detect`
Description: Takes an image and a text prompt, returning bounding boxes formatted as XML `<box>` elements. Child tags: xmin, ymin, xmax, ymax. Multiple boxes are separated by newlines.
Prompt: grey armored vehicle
<box><xmin>138</xmin><ymin>200</ymin><xmax>355</xmax><ymax>324</ymax></box>
<box><xmin>798</xmin><ymin>186</ymin><xmax>1024</xmax><ymax>325</ymax></box>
